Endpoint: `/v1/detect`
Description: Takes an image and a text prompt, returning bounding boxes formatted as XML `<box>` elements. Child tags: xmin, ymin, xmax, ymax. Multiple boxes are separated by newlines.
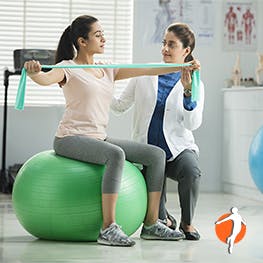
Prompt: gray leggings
<box><xmin>53</xmin><ymin>136</ymin><xmax>166</xmax><ymax>194</ymax></box>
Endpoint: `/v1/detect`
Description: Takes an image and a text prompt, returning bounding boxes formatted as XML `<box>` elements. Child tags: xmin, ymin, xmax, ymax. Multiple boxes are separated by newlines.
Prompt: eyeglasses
<box><xmin>161</xmin><ymin>40</ymin><xmax>177</xmax><ymax>49</ymax></box>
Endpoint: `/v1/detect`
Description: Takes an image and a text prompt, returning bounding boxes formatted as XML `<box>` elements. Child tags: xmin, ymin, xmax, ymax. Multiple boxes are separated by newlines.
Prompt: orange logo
<box><xmin>215</xmin><ymin>207</ymin><xmax>246</xmax><ymax>254</ymax></box>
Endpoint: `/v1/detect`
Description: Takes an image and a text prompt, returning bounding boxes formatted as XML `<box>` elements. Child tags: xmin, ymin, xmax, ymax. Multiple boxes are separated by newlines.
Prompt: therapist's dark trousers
<box><xmin>158</xmin><ymin>149</ymin><xmax>201</xmax><ymax>225</ymax></box>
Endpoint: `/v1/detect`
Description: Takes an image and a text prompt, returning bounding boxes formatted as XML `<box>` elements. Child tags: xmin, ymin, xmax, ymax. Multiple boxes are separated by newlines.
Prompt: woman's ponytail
<box><xmin>55</xmin><ymin>26</ymin><xmax>74</xmax><ymax>63</ymax></box>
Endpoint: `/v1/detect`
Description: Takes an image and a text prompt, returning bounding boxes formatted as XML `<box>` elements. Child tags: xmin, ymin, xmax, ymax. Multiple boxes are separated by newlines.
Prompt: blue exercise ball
<box><xmin>12</xmin><ymin>150</ymin><xmax>147</xmax><ymax>241</ymax></box>
<box><xmin>249</xmin><ymin>126</ymin><xmax>263</xmax><ymax>193</ymax></box>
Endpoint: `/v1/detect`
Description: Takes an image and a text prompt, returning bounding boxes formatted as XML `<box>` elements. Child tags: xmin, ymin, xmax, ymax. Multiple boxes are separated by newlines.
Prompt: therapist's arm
<box><xmin>111</xmin><ymin>78</ymin><xmax>137</xmax><ymax>114</ymax></box>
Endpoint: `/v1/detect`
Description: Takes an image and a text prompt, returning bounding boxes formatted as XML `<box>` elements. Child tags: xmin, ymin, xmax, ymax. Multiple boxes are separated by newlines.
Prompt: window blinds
<box><xmin>0</xmin><ymin>0</ymin><xmax>133</xmax><ymax>106</ymax></box>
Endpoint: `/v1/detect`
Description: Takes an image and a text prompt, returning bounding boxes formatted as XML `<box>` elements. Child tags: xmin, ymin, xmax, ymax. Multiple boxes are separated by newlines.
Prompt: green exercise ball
<box><xmin>12</xmin><ymin>150</ymin><xmax>147</xmax><ymax>241</ymax></box>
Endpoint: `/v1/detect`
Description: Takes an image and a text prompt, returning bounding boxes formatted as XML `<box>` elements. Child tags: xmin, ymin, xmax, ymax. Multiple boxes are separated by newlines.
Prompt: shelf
<box><xmin>222</xmin><ymin>86</ymin><xmax>263</xmax><ymax>92</ymax></box>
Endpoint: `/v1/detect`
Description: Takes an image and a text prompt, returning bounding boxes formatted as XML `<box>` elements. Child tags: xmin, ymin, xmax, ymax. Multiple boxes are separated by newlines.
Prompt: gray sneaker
<box><xmin>140</xmin><ymin>220</ymin><xmax>185</xmax><ymax>241</ymax></box>
<box><xmin>97</xmin><ymin>223</ymin><xmax>136</xmax><ymax>247</ymax></box>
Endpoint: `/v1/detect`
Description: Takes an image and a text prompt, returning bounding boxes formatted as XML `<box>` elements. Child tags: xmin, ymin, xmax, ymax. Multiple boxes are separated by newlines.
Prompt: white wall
<box><xmin>132</xmin><ymin>0</ymin><xmax>263</xmax><ymax>192</ymax></box>
<box><xmin>0</xmin><ymin>106</ymin><xmax>63</xmax><ymax>167</ymax></box>
<box><xmin>0</xmin><ymin>0</ymin><xmax>262</xmax><ymax>193</ymax></box>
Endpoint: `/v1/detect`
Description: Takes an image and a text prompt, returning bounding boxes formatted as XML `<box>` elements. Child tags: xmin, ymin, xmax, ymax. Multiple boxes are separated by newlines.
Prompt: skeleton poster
<box><xmin>136</xmin><ymin>0</ymin><xmax>215</xmax><ymax>47</ymax></box>
<box><xmin>223</xmin><ymin>0</ymin><xmax>257</xmax><ymax>51</ymax></box>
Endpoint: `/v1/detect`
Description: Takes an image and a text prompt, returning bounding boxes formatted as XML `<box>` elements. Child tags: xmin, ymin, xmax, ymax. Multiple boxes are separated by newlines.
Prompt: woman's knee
<box><xmin>180</xmin><ymin>151</ymin><xmax>201</xmax><ymax>180</ymax></box>
<box><xmin>148</xmin><ymin>145</ymin><xmax>166</xmax><ymax>164</ymax></box>
<box><xmin>107</xmin><ymin>146</ymin><xmax>125</xmax><ymax>165</ymax></box>
<box><xmin>182</xmin><ymin>164</ymin><xmax>201</xmax><ymax>183</ymax></box>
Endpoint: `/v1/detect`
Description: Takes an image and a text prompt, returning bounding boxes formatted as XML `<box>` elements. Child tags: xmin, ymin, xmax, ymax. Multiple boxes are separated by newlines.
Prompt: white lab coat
<box><xmin>111</xmin><ymin>75</ymin><xmax>205</xmax><ymax>159</ymax></box>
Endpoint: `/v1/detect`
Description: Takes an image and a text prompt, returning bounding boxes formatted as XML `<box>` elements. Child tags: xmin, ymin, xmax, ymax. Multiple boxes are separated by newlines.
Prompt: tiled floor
<box><xmin>1</xmin><ymin>192</ymin><xmax>263</xmax><ymax>263</ymax></box>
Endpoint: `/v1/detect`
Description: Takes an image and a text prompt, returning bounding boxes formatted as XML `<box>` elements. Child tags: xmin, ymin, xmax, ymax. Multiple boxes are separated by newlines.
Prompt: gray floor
<box><xmin>1</xmin><ymin>192</ymin><xmax>263</xmax><ymax>263</ymax></box>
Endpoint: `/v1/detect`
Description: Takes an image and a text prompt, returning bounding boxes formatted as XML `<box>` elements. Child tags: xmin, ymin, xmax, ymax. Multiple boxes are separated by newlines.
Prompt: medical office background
<box><xmin>0</xmin><ymin>0</ymin><xmax>263</xmax><ymax>200</ymax></box>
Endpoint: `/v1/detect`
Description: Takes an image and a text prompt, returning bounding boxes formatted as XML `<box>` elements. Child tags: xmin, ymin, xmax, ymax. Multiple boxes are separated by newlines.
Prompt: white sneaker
<box><xmin>97</xmin><ymin>223</ymin><xmax>136</xmax><ymax>247</ymax></box>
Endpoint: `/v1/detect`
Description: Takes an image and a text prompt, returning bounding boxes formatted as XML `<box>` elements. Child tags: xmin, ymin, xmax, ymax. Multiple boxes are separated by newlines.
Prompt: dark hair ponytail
<box><xmin>55</xmin><ymin>26</ymin><xmax>74</xmax><ymax>63</ymax></box>
<box><xmin>185</xmin><ymin>53</ymin><xmax>194</xmax><ymax>62</ymax></box>
<box><xmin>55</xmin><ymin>15</ymin><xmax>98</xmax><ymax>64</ymax></box>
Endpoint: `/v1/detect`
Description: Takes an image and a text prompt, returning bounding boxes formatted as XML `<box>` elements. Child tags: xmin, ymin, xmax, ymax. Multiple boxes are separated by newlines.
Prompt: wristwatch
<box><xmin>184</xmin><ymin>88</ymin><xmax>192</xmax><ymax>96</ymax></box>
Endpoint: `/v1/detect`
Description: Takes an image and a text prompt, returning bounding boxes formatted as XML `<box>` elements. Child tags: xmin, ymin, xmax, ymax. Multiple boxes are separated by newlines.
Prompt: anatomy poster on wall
<box><xmin>223</xmin><ymin>0</ymin><xmax>257</xmax><ymax>51</ymax></box>
<box><xmin>136</xmin><ymin>0</ymin><xmax>215</xmax><ymax>47</ymax></box>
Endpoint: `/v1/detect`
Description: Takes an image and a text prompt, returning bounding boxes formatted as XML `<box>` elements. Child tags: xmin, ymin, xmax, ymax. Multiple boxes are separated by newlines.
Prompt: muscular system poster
<box><xmin>223</xmin><ymin>0</ymin><xmax>257</xmax><ymax>51</ymax></box>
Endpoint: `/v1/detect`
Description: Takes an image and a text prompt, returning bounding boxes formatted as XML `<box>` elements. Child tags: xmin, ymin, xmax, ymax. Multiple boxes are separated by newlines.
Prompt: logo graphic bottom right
<box><xmin>215</xmin><ymin>207</ymin><xmax>247</xmax><ymax>254</ymax></box>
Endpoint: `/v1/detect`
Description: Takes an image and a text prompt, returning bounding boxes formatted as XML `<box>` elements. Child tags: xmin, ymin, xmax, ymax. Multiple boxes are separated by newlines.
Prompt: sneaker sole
<box><xmin>140</xmin><ymin>234</ymin><xmax>184</xmax><ymax>241</ymax></box>
<box><xmin>97</xmin><ymin>239</ymin><xmax>136</xmax><ymax>247</ymax></box>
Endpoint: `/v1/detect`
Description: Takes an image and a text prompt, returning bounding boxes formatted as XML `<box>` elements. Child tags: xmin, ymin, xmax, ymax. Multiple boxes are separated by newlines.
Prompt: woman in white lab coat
<box><xmin>111</xmin><ymin>23</ymin><xmax>204</xmax><ymax>240</ymax></box>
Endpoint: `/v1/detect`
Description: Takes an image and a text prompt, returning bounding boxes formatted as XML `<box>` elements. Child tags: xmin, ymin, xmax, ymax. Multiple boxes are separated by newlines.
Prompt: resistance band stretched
<box><xmin>15</xmin><ymin>63</ymin><xmax>200</xmax><ymax>110</ymax></box>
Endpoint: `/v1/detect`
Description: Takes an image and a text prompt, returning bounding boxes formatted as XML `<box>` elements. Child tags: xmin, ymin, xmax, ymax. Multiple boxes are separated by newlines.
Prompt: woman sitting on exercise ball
<box><xmin>23</xmin><ymin>16</ymin><xmax>200</xmax><ymax>246</ymax></box>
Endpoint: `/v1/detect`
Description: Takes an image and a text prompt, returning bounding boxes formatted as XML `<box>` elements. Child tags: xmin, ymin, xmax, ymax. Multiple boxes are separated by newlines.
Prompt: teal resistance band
<box><xmin>191</xmin><ymin>70</ymin><xmax>200</xmax><ymax>101</ymax></box>
<box><xmin>15</xmin><ymin>63</ymin><xmax>200</xmax><ymax>110</ymax></box>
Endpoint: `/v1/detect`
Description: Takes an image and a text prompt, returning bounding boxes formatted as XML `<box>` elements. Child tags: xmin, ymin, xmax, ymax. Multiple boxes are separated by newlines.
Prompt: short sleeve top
<box><xmin>55</xmin><ymin>60</ymin><xmax>119</xmax><ymax>140</ymax></box>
